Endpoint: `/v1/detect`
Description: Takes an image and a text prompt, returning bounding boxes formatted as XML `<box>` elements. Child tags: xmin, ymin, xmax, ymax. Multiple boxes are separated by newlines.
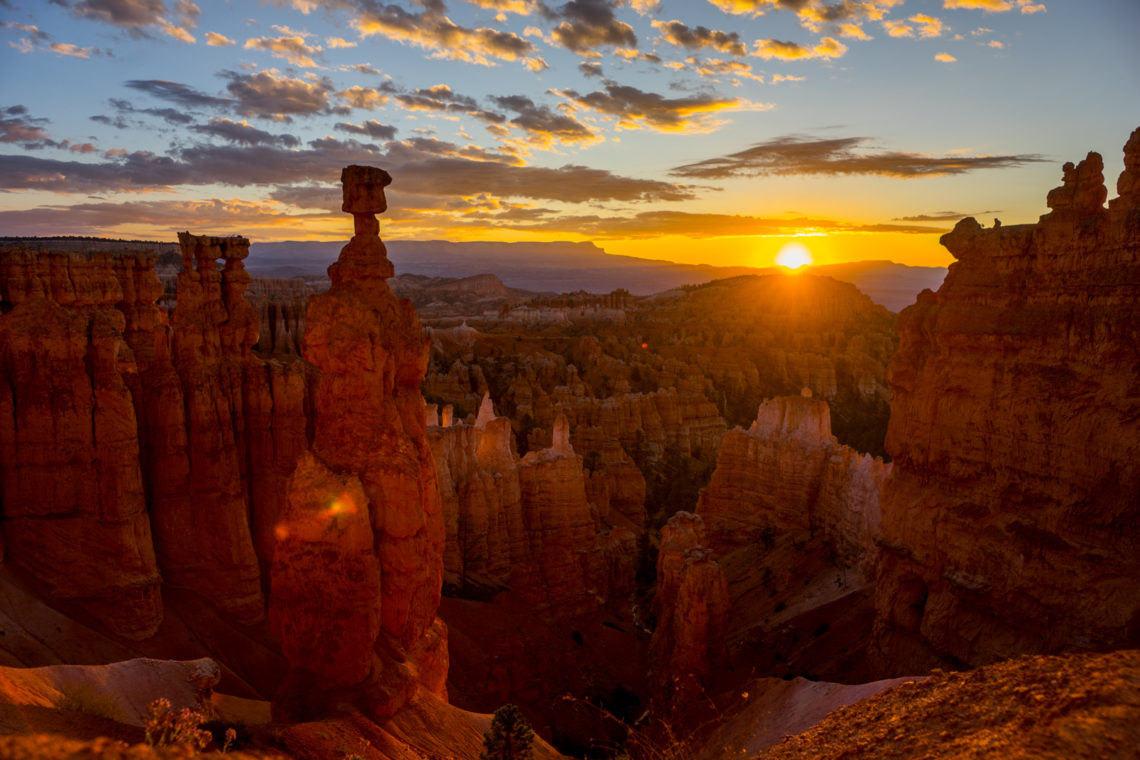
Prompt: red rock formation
<box><xmin>270</xmin><ymin>165</ymin><xmax>446</xmax><ymax>721</ymax></box>
<box><xmin>247</xmin><ymin>276</ymin><xmax>314</xmax><ymax>356</ymax></box>
<box><xmin>872</xmin><ymin>130</ymin><xmax>1140</xmax><ymax>672</ymax></box>
<box><xmin>428</xmin><ymin>395</ymin><xmax>525</xmax><ymax>592</ymax></box>
<box><xmin>0</xmin><ymin>250</ymin><xmax>163</xmax><ymax>640</ymax></box>
<box><xmin>149</xmin><ymin>233</ymin><xmax>264</xmax><ymax>625</ymax></box>
<box><xmin>649</xmin><ymin>512</ymin><xmax>728</xmax><ymax>707</ymax></box>
<box><xmin>697</xmin><ymin>391</ymin><xmax>889</xmax><ymax>573</ymax></box>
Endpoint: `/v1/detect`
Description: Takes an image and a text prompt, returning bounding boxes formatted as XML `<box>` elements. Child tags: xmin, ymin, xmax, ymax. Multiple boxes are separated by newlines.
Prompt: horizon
<box><xmin>1</xmin><ymin>0</ymin><xmax>1137</xmax><ymax>269</ymax></box>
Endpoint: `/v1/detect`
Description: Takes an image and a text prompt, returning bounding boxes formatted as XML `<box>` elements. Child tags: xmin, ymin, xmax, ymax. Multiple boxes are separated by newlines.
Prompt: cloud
<box><xmin>934</xmin><ymin>52</ymin><xmax>956</xmax><ymax>62</ymax></box>
<box><xmin>0</xmin><ymin>106</ymin><xmax>64</xmax><ymax>149</ymax></box>
<box><xmin>337</xmin><ymin>85</ymin><xmax>390</xmax><ymax>110</ymax></box>
<box><xmin>752</xmin><ymin>36</ymin><xmax>847</xmax><ymax>60</ymax></box>
<box><xmin>244</xmin><ymin>33</ymin><xmax>323</xmax><ymax>67</ymax></box>
<box><xmin>555</xmin><ymin>80</ymin><xmax>762</xmax><ymax>132</ymax></box>
<box><xmin>205</xmin><ymin>31</ymin><xmax>235</xmax><ymax>46</ymax></box>
<box><xmin>491</xmin><ymin>94</ymin><xmax>598</xmax><ymax>146</ymax></box>
<box><xmin>707</xmin><ymin>0</ymin><xmax>905</xmax><ymax>35</ymax></box>
<box><xmin>942</xmin><ymin>0</ymin><xmax>1043</xmax><ymax>12</ymax></box>
<box><xmin>69</xmin><ymin>0</ymin><xmax>198</xmax><ymax>42</ymax></box>
<box><xmin>771</xmin><ymin>73</ymin><xmax>805</xmax><ymax>83</ymax></box>
<box><xmin>449</xmin><ymin>207</ymin><xmax>944</xmax><ymax>238</ymax></box>
<box><xmin>628</xmin><ymin>0</ymin><xmax>659</xmax><ymax>12</ymax></box>
<box><xmin>268</xmin><ymin>184</ymin><xmax>341</xmax><ymax>210</ymax></box>
<box><xmin>882</xmin><ymin>19</ymin><xmax>913</xmax><ymax>37</ymax></box>
<box><xmin>670</xmin><ymin>134</ymin><xmax>1045</xmax><ymax>179</ymax></box>
<box><xmin>335</xmin><ymin>119</ymin><xmax>398</xmax><ymax>140</ymax></box>
<box><xmin>838</xmin><ymin>23</ymin><xmax>871</xmax><ymax>39</ymax></box>
<box><xmin>910</xmin><ymin>14</ymin><xmax>945</xmax><ymax>37</ymax></box>
<box><xmin>125</xmin><ymin>78</ymin><xmax>234</xmax><ymax>109</ymax></box>
<box><xmin>987</xmin><ymin>39</ymin><xmax>1003</xmax><ymax>48</ymax></box>
<box><xmin>326</xmin><ymin>36</ymin><xmax>357</xmax><ymax>48</ymax></box>
<box><xmin>190</xmin><ymin>117</ymin><xmax>301</xmax><ymax>146</ymax></box>
<box><xmin>894</xmin><ymin>209</ymin><xmax>999</xmax><ymax>221</ymax></box>
<box><xmin>394</xmin><ymin>84</ymin><xmax>506</xmax><ymax>125</ymax></box>
<box><xmin>464</xmin><ymin>0</ymin><xmax>538</xmax><ymax>12</ymax></box>
<box><xmin>347</xmin><ymin>62</ymin><xmax>381</xmax><ymax>74</ymax></box>
<box><xmin>2</xmin><ymin>20</ymin><xmax>111</xmax><ymax>57</ymax></box>
<box><xmin>885</xmin><ymin>14</ymin><xmax>945</xmax><ymax>38</ymax></box>
<box><xmin>652</xmin><ymin>20</ymin><xmax>746</xmax><ymax>56</ymax></box>
<box><xmin>0</xmin><ymin>136</ymin><xmax>697</xmax><ymax>204</ymax></box>
<box><xmin>48</xmin><ymin>41</ymin><xmax>101</xmax><ymax>57</ymax></box>
<box><xmin>0</xmin><ymin>197</ymin><xmax>304</xmax><ymax>238</ymax></box>
<box><xmin>350</xmin><ymin>1</ymin><xmax>540</xmax><ymax>67</ymax></box>
<box><xmin>549</xmin><ymin>0</ymin><xmax>637</xmax><ymax>54</ymax></box>
<box><xmin>221</xmin><ymin>70</ymin><xmax>335</xmax><ymax>119</ymax></box>
<box><xmin>687</xmin><ymin>57</ymin><xmax>765</xmax><ymax>83</ymax></box>
<box><xmin>104</xmin><ymin>97</ymin><xmax>197</xmax><ymax>125</ymax></box>
<box><xmin>579</xmin><ymin>61</ymin><xmax>603</xmax><ymax>77</ymax></box>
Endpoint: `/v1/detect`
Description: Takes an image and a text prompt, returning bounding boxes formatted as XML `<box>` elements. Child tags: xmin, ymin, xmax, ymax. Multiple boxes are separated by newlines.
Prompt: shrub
<box><xmin>144</xmin><ymin>698</ymin><xmax>212</xmax><ymax>749</ymax></box>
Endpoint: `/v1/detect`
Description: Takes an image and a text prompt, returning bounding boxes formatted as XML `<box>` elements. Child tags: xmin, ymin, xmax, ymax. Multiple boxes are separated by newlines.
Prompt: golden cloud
<box><xmin>752</xmin><ymin>36</ymin><xmax>847</xmax><ymax>61</ymax></box>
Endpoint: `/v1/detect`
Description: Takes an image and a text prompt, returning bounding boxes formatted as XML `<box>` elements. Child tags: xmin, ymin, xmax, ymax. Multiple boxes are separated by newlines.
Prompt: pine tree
<box><xmin>480</xmin><ymin>703</ymin><xmax>535</xmax><ymax>760</ymax></box>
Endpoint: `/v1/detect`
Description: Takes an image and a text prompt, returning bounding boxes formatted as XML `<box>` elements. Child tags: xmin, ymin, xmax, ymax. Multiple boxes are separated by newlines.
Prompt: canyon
<box><xmin>0</xmin><ymin>126</ymin><xmax>1137</xmax><ymax>759</ymax></box>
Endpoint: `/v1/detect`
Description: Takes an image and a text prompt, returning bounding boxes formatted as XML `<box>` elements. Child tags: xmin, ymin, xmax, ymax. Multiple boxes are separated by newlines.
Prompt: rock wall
<box><xmin>697</xmin><ymin>391</ymin><xmax>889</xmax><ymax>573</ymax></box>
<box><xmin>0</xmin><ymin>237</ymin><xmax>315</xmax><ymax>639</ymax></box>
<box><xmin>270</xmin><ymin>165</ymin><xmax>446</xmax><ymax>721</ymax></box>
<box><xmin>0</xmin><ymin>251</ymin><xmax>164</xmax><ymax>639</ymax></box>
<box><xmin>428</xmin><ymin>395</ymin><xmax>525</xmax><ymax>592</ymax></box>
<box><xmin>872</xmin><ymin>129</ymin><xmax>1140</xmax><ymax>672</ymax></box>
<box><xmin>649</xmin><ymin>511</ymin><xmax>728</xmax><ymax>707</ymax></box>
<box><xmin>431</xmin><ymin>403</ymin><xmax>641</xmax><ymax>621</ymax></box>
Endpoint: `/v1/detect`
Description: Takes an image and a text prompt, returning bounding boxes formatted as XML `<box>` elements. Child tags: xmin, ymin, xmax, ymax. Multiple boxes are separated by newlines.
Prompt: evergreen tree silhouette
<box><xmin>480</xmin><ymin>703</ymin><xmax>535</xmax><ymax>760</ymax></box>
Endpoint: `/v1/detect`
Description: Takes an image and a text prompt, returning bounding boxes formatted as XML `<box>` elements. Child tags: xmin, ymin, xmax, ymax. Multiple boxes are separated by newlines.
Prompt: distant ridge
<box><xmin>250</xmin><ymin>239</ymin><xmax>947</xmax><ymax>312</ymax></box>
<box><xmin>0</xmin><ymin>236</ymin><xmax>947</xmax><ymax>312</ymax></box>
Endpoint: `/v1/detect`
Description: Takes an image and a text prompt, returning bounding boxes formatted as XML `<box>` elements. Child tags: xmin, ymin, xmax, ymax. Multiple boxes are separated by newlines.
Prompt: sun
<box><xmin>775</xmin><ymin>241</ymin><xmax>813</xmax><ymax>270</ymax></box>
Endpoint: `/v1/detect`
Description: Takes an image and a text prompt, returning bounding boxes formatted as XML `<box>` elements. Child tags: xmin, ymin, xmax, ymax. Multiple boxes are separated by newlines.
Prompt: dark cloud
<box><xmin>653</xmin><ymin>20</ymin><xmax>746</xmax><ymax>56</ymax></box>
<box><xmin>0</xmin><ymin>197</ymin><xmax>300</xmax><ymax>237</ymax></box>
<box><xmin>492</xmin><ymin>95</ymin><xmax>597</xmax><ymax>144</ymax></box>
<box><xmin>445</xmin><ymin>207</ymin><xmax>945</xmax><ymax>237</ymax></box>
<box><xmin>671</xmin><ymin>135</ymin><xmax>1046</xmax><ymax>179</ymax></box>
<box><xmin>0</xmin><ymin>107</ymin><xmax>64</xmax><ymax>149</ymax></box>
<box><xmin>107</xmin><ymin>97</ymin><xmax>195</xmax><ymax>125</ymax></box>
<box><xmin>579</xmin><ymin>61</ymin><xmax>603</xmax><ymax>77</ymax></box>
<box><xmin>221</xmin><ymin>70</ymin><xmax>335</xmax><ymax>119</ymax></box>
<box><xmin>268</xmin><ymin>184</ymin><xmax>341</xmax><ymax>210</ymax></box>
<box><xmin>125</xmin><ymin>79</ymin><xmax>233</xmax><ymax>109</ymax></box>
<box><xmin>336</xmin><ymin>119</ymin><xmax>398</xmax><ymax>140</ymax></box>
<box><xmin>67</xmin><ymin>0</ymin><xmax>197</xmax><ymax>41</ymax></box>
<box><xmin>395</xmin><ymin>84</ymin><xmax>507</xmax><ymax>125</ymax></box>
<box><xmin>893</xmin><ymin>210</ymin><xmax>1001</xmax><ymax>222</ymax></box>
<box><xmin>191</xmin><ymin>117</ymin><xmax>300</xmax><ymax>146</ymax></box>
<box><xmin>71</xmin><ymin>0</ymin><xmax>167</xmax><ymax>28</ymax></box>
<box><xmin>349</xmin><ymin>62</ymin><xmax>381</xmax><ymax>74</ymax></box>
<box><xmin>550</xmin><ymin>0</ymin><xmax>637</xmax><ymax>53</ymax></box>
<box><xmin>0</xmin><ymin>135</ymin><xmax>697</xmax><ymax>204</ymax></box>
<box><xmin>556</xmin><ymin>80</ymin><xmax>748</xmax><ymax>131</ymax></box>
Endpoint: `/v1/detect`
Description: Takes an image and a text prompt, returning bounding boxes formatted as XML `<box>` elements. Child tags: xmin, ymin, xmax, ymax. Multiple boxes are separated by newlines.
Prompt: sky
<box><xmin>1</xmin><ymin>0</ymin><xmax>1137</xmax><ymax>268</ymax></box>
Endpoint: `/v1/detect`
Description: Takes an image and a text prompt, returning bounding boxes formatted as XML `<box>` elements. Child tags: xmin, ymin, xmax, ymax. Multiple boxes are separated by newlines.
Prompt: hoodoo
<box><xmin>270</xmin><ymin>165</ymin><xmax>447</xmax><ymax>721</ymax></box>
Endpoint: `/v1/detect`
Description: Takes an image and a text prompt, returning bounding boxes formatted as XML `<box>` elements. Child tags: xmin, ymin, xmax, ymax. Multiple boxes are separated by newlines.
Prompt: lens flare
<box><xmin>775</xmin><ymin>242</ymin><xmax>813</xmax><ymax>270</ymax></box>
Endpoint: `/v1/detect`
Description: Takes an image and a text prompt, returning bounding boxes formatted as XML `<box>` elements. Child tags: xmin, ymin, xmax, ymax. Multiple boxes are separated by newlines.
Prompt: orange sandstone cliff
<box><xmin>872</xmin><ymin>129</ymin><xmax>1140</xmax><ymax>672</ymax></box>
